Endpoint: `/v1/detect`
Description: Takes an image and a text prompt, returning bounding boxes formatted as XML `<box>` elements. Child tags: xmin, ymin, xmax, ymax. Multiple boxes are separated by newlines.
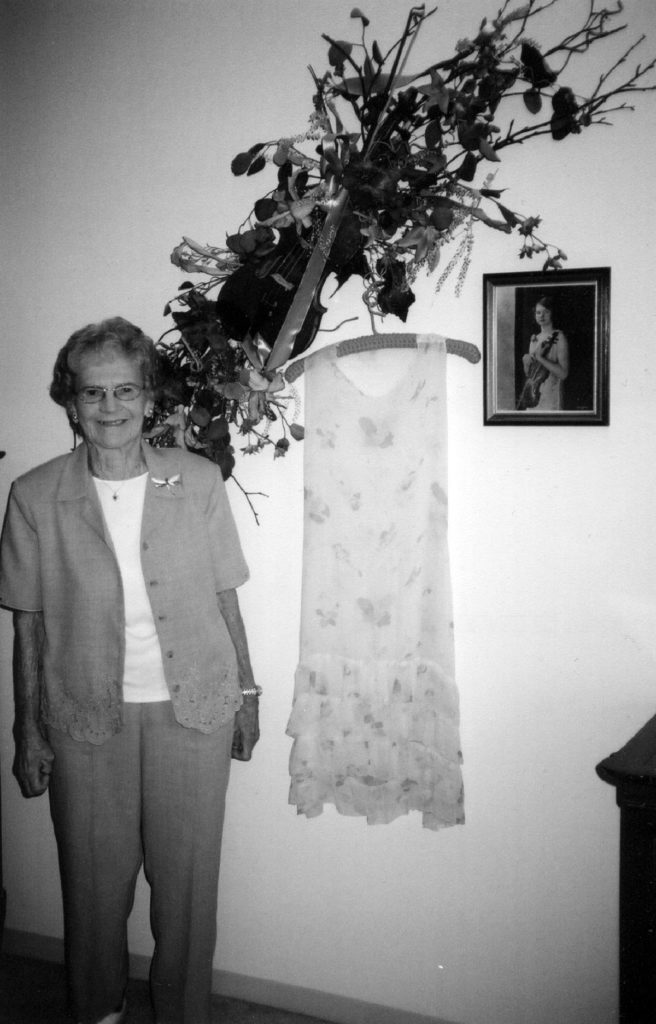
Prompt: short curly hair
<box><xmin>50</xmin><ymin>317</ymin><xmax>160</xmax><ymax>433</ymax></box>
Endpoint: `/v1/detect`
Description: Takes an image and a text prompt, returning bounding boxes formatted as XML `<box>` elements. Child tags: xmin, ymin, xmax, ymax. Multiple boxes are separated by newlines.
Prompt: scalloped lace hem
<box><xmin>287</xmin><ymin>654</ymin><xmax>464</xmax><ymax>830</ymax></box>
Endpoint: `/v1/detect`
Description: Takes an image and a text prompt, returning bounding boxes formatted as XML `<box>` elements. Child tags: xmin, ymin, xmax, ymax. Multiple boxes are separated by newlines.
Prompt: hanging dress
<box><xmin>286</xmin><ymin>335</ymin><xmax>464</xmax><ymax>830</ymax></box>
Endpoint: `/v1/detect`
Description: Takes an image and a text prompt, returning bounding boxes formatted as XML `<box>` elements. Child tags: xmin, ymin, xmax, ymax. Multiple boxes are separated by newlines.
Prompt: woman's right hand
<box><xmin>14</xmin><ymin>723</ymin><xmax>54</xmax><ymax>797</ymax></box>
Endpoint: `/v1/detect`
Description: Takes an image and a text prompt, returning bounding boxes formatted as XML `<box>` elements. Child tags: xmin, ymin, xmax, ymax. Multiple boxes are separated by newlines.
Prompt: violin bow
<box><xmin>266</xmin><ymin>6</ymin><xmax>431</xmax><ymax>372</ymax></box>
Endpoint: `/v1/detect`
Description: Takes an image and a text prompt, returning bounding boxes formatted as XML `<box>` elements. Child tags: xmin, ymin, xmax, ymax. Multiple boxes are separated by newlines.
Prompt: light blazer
<box><xmin>0</xmin><ymin>442</ymin><xmax>249</xmax><ymax>743</ymax></box>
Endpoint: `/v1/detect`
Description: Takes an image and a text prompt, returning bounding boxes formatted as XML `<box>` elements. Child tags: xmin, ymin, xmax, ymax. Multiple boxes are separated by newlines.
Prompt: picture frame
<box><xmin>483</xmin><ymin>267</ymin><xmax>610</xmax><ymax>425</ymax></box>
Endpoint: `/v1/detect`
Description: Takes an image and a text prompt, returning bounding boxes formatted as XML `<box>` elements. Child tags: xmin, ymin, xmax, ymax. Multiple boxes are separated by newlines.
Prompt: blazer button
<box><xmin>166</xmin><ymin>650</ymin><xmax>174</xmax><ymax>659</ymax></box>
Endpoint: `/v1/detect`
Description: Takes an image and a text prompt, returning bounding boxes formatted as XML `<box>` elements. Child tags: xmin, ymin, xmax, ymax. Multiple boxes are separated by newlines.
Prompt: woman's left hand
<box><xmin>231</xmin><ymin>697</ymin><xmax>260</xmax><ymax>760</ymax></box>
<box><xmin>217</xmin><ymin>589</ymin><xmax>259</xmax><ymax>760</ymax></box>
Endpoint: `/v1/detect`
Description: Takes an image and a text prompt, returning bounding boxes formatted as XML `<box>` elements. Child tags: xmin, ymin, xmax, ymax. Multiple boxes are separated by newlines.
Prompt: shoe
<box><xmin>78</xmin><ymin>997</ymin><xmax>127</xmax><ymax>1024</ymax></box>
<box><xmin>98</xmin><ymin>999</ymin><xmax>127</xmax><ymax>1024</ymax></box>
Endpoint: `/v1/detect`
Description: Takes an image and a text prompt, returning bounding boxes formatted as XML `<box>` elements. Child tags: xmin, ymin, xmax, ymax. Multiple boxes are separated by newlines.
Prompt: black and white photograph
<box><xmin>2</xmin><ymin>3</ymin><xmax>656</xmax><ymax>1024</ymax></box>
<box><xmin>483</xmin><ymin>267</ymin><xmax>610</xmax><ymax>425</ymax></box>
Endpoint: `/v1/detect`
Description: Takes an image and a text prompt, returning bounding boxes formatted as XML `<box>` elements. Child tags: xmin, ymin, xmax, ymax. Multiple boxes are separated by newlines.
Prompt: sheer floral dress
<box><xmin>286</xmin><ymin>335</ymin><xmax>464</xmax><ymax>829</ymax></box>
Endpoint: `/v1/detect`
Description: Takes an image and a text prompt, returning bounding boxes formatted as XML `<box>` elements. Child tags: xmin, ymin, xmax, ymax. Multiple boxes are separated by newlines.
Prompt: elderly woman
<box><xmin>0</xmin><ymin>317</ymin><xmax>259</xmax><ymax>1024</ymax></box>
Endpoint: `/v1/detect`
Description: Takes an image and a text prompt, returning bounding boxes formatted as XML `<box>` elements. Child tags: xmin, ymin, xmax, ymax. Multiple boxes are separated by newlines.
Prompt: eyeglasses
<box><xmin>76</xmin><ymin>383</ymin><xmax>144</xmax><ymax>404</ymax></box>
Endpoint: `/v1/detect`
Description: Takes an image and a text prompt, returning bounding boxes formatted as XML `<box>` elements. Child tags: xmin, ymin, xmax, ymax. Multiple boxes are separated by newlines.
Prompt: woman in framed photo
<box><xmin>517</xmin><ymin>295</ymin><xmax>569</xmax><ymax>411</ymax></box>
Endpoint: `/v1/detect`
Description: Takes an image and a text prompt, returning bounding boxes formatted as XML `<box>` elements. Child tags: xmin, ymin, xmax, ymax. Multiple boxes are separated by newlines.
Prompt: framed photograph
<box><xmin>483</xmin><ymin>267</ymin><xmax>610</xmax><ymax>425</ymax></box>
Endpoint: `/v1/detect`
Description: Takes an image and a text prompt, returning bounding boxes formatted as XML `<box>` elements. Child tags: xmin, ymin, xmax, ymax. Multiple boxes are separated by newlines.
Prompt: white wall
<box><xmin>2</xmin><ymin>2</ymin><xmax>656</xmax><ymax>1023</ymax></box>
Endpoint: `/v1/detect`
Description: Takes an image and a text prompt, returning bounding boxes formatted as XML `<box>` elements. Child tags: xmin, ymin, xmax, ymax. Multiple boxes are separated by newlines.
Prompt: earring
<box><xmin>71</xmin><ymin>411</ymin><xmax>78</xmax><ymax>424</ymax></box>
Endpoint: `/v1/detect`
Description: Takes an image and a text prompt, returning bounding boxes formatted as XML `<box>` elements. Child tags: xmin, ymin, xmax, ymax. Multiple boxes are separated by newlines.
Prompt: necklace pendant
<box><xmin>112</xmin><ymin>492</ymin><xmax>119</xmax><ymax>501</ymax></box>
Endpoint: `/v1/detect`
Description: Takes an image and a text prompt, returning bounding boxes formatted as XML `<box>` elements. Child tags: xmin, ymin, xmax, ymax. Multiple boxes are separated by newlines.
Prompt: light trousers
<box><xmin>48</xmin><ymin>701</ymin><xmax>233</xmax><ymax>1024</ymax></box>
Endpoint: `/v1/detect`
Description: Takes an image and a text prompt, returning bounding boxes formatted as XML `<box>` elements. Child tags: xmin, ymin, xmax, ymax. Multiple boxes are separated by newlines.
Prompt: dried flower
<box><xmin>154</xmin><ymin>2</ymin><xmax>656</xmax><ymax>511</ymax></box>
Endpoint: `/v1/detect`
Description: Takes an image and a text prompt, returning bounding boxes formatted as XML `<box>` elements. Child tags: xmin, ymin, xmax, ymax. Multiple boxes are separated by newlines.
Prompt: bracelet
<box><xmin>240</xmin><ymin>685</ymin><xmax>262</xmax><ymax>698</ymax></box>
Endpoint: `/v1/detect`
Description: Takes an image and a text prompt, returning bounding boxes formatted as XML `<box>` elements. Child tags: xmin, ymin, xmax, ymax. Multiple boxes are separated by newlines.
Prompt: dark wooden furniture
<box><xmin>597</xmin><ymin>714</ymin><xmax>656</xmax><ymax>1024</ymax></box>
<box><xmin>0</xmin><ymin>773</ymin><xmax>5</xmax><ymax>947</ymax></box>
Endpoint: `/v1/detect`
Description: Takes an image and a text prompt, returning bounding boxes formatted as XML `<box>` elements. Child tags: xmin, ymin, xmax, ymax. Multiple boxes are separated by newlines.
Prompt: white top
<box><xmin>93</xmin><ymin>473</ymin><xmax>170</xmax><ymax>703</ymax></box>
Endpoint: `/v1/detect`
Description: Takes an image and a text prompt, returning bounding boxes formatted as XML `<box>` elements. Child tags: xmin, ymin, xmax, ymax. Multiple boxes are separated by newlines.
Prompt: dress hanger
<box><xmin>284</xmin><ymin>333</ymin><xmax>481</xmax><ymax>383</ymax></box>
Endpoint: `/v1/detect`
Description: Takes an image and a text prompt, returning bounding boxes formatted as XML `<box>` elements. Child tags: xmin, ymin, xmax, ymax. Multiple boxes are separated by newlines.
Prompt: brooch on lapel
<box><xmin>150</xmin><ymin>474</ymin><xmax>181</xmax><ymax>491</ymax></box>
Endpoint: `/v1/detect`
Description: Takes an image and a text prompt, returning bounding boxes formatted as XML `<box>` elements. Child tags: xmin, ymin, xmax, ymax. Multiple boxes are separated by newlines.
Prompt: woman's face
<box><xmin>71</xmin><ymin>349</ymin><xmax>151</xmax><ymax>455</ymax></box>
<box><xmin>534</xmin><ymin>303</ymin><xmax>553</xmax><ymax>329</ymax></box>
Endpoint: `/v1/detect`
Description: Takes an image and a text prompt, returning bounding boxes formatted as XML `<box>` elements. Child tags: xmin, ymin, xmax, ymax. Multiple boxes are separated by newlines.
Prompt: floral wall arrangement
<box><xmin>149</xmin><ymin>0</ymin><xmax>654</xmax><ymax>505</ymax></box>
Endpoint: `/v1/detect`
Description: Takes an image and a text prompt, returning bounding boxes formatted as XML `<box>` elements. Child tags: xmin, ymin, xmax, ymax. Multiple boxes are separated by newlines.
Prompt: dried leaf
<box><xmin>523</xmin><ymin>89</ymin><xmax>542</xmax><ymax>115</ymax></box>
<box><xmin>430</xmin><ymin>205</ymin><xmax>454</xmax><ymax>231</ymax></box>
<box><xmin>218</xmin><ymin>382</ymin><xmax>249</xmax><ymax>401</ymax></box>
<box><xmin>520</xmin><ymin>42</ymin><xmax>557</xmax><ymax>88</ymax></box>
<box><xmin>350</xmin><ymin>7</ymin><xmax>370</xmax><ymax>26</ymax></box>
<box><xmin>273</xmin><ymin>144</ymin><xmax>290</xmax><ymax>167</ymax></box>
<box><xmin>458</xmin><ymin>121</ymin><xmax>486</xmax><ymax>151</ymax></box>
<box><xmin>470</xmin><ymin>208</ymin><xmax>512</xmax><ymax>232</ymax></box>
<box><xmin>426</xmin><ymin>242</ymin><xmax>441</xmax><ymax>274</ymax></box>
<box><xmin>457</xmin><ymin>152</ymin><xmax>477</xmax><ymax>181</ymax></box>
<box><xmin>226</xmin><ymin>232</ymin><xmax>255</xmax><ymax>255</ymax></box>
<box><xmin>551</xmin><ymin>86</ymin><xmax>579</xmax><ymax>140</ymax></box>
<box><xmin>190</xmin><ymin>406</ymin><xmax>211</xmax><ymax>428</ymax></box>
<box><xmin>231</xmin><ymin>152</ymin><xmax>252</xmax><ymax>176</ymax></box>
<box><xmin>497</xmin><ymin>203</ymin><xmax>519</xmax><ymax>227</ymax></box>
<box><xmin>246</xmin><ymin>155</ymin><xmax>266</xmax><ymax>176</ymax></box>
<box><xmin>328</xmin><ymin>40</ymin><xmax>353</xmax><ymax>69</ymax></box>
<box><xmin>207</xmin><ymin>417</ymin><xmax>230</xmax><ymax>440</ymax></box>
<box><xmin>425</xmin><ymin>120</ymin><xmax>442</xmax><ymax>150</ymax></box>
<box><xmin>274</xmin><ymin>438</ymin><xmax>290</xmax><ymax>458</ymax></box>
<box><xmin>254</xmin><ymin>198</ymin><xmax>279</xmax><ymax>222</ymax></box>
<box><xmin>478</xmin><ymin>137</ymin><xmax>500</xmax><ymax>162</ymax></box>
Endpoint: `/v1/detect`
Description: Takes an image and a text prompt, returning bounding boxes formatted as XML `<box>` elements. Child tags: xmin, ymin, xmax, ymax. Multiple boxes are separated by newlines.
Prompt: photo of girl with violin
<box><xmin>517</xmin><ymin>294</ymin><xmax>569</xmax><ymax>411</ymax></box>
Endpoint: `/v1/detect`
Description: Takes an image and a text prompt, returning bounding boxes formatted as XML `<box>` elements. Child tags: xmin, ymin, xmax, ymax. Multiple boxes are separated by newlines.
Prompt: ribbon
<box><xmin>265</xmin><ymin>188</ymin><xmax>350</xmax><ymax>371</ymax></box>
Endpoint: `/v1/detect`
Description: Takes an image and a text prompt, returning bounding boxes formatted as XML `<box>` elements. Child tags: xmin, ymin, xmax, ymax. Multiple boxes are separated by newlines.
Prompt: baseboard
<box><xmin>3</xmin><ymin>928</ymin><xmax>65</xmax><ymax>963</ymax></box>
<box><xmin>3</xmin><ymin>928</ymin><xmax>459</xmax><ymax>1024</ymax></box>
<box><xmin>0</xmin><ymin>889</ymin><xmax>6</xmax><ymax>950</ymax></box>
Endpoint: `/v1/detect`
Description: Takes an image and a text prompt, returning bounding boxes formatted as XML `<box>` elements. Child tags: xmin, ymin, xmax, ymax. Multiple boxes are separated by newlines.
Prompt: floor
<box><xmin>0</xmin><ymin>954</ymin><xmax>334</xmax><ymax>1024</ymax></box>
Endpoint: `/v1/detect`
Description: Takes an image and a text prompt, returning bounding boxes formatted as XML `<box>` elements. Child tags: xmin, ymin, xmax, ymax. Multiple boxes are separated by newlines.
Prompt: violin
<box><xmin>216</xmin><ymin>202</ymin><xmax>364</xmax><ymax>367</ymax></box>
<box><xmin>517</xmin><ymin>331</ymin><xmax>558</xmax><ymax>410</ymax></box>
<box><xmin>216</xmin><ymin>225</ymin><xmax>321</xmax><ymax>359</ymax></box>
